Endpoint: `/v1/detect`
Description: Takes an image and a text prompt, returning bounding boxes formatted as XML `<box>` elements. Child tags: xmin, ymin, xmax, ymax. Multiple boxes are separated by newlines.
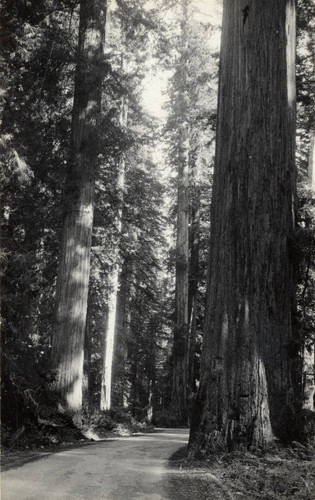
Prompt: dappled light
<box><xmin>62</xmin><ymin>353</ymin><xmax>84</xmax><ymax>411</ymax></box>
<box><xmin>286</xmin><ymin>1</ymin><xmax>296</xmax><ymax>110</ymax></box>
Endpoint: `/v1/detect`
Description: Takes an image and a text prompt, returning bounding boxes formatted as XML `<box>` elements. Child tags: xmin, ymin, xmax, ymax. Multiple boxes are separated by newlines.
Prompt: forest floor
<box><xmin>166</xmin><ymin>443</ymin><xmax>315</xmax><ymax>500</ymax></box>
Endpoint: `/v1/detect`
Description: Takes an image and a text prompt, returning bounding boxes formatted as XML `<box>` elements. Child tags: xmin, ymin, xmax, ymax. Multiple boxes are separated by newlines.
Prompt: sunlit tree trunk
<box><xmin>188</xmin><ymin>173</ymin><xmax>200</xmax><ymax>395</ymax></box>
<box><xmin>303</xmin><ymin>129</ymin><xmax>315</xmax><ymax>411</ymax></box>
<box><xmin>52</xmin><ymin>0</ymin><xmax>107</xmax><ymax>418</ymax></box>
<box><xmin>83</xmin><ymin>298</ymin><xmax>92</xmax><ymax>405</ymax></box>
<box><xmin>100</xmin><ymin>96</ymin><xmax>128</xmax><ymax>411</ymax></box>
<box><xmin>190</xmin><ymin>0</ymin><xmax>299</xmax><ymax>452</ymax></box>
<box><xmin>308</xmin><ymin>129</ymin><xmax>315</xmax><ymax>192</ymax></box>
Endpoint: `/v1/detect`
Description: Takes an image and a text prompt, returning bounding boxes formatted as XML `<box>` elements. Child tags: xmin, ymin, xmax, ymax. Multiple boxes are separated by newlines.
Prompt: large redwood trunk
<box><xmin>52</xmin><ymin>0</ymin><xmax>107</xmax><ymax>417</ymax></box>
<box><xmin>190</xmin><ymin>0</ymin><xmax>299</xmax><ymax>452</ymax></box>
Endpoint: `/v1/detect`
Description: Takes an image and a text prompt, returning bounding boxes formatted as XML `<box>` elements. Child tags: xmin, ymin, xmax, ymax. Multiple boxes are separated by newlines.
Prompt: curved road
<box><xmin>2</xmin><ymin>429</ymin><xmax>189</xmax><ymax>500</ymax></box>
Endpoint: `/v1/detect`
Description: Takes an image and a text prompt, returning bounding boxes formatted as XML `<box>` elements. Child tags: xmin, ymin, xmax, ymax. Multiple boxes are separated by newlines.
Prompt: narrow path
<box><xmin>1</xmin><ymin>429</ymin><xmax>189</xmax><ymax>500</ymax></box>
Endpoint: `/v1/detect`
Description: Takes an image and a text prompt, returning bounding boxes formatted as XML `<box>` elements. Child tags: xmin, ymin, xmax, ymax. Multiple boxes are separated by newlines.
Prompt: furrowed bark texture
<box><xmin>190</xmin><ymin>0</ymin><xmax>298</xmax><ymax>451</ymax></box>
<box><xmin>52</xmin><ymin>0</ymin><xmax>106</xmax><ymax>415</ymax></box>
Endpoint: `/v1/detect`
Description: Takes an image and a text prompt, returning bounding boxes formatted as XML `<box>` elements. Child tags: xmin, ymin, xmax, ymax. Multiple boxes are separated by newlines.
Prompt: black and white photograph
<box><xmin>1</xmin><ymin>0</ymin><xmax>315</xmax><ymax>498</ymax></box>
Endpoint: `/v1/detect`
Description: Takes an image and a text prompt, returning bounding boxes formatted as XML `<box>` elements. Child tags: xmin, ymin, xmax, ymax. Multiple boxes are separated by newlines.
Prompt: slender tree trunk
<box><xmin>188</xmin><ymin>170</ymin><xmax>200</xmax><ymax>396</ymax></box>
<box><xmin>122</xmin><ymin>306</ymin><xmax>132</xmax><ymax>409</ymax></box>
<box><xmin>303</xmin><ymin>129</ymin><xmax>315</xmax><ymax>411</ymax></box>
<box><xmin>308</xmin><ymin>129</ymin><xmax>315</xmax><ymax>193</ymax></box>
<box><xmin>146</xmin><ymin>316</ymin><xmax>157</xmax><ymax>423</ymax></box>
<box><xmin>170</xmin><ymin>0</ymin><xmax>190</xmax><ymax>427</ymax></box>
<box><xmin>147</xmin><ymin>380</ymin><xmax>154</xmax><ymax>424</ymax></box>
<box><xmin>171</xmin><ymin>124</ymin><xmax>190</xmax><ymax>426</ymax></box>
<box><xmin>52</xmin><ymin>0</ymin><xmax>107</xmax><ymax>418</ymax></box>
<box><xmin>112</xmin><ymin>259</ymin><xmax>131</xmax><ymax>407</ymax></box>
<box><xmin>100</xmin><ymin>97</ymin><xmax>128</xmax><ymax>411</ymax></box>
<box><xmin>190</xmin><ymin>0</ymin><xmax>298</xmax><ymax>452</ymax></box>
<box><xmin>100</xmin><ymin>237</ymin><xmax>122</xmax><ymax>411</ymax></box>
<box><xmin>83</xmin><ymin>297</ymin><xmax>92</xmax><ymax>405</ymax></box>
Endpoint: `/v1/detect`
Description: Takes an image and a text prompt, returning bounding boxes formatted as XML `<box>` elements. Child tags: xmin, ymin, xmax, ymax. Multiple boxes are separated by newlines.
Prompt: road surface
<box><xmin>1</xmin><ymin>429</ymin><xmax>189</xmax><ymax>500</ymax></box>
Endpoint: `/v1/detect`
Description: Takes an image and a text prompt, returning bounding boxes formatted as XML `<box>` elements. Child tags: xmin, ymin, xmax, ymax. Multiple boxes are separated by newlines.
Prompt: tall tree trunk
<box><xmin>100</xmin><ymin>96</ymin><xmax>128</xmax><ymax>411</ymax></box>
<box><xmin>188</xmin><ymin>167</ymin><xmax>200</xmax><ymax>396</ymax></box>
<box><xmin>308</xmin><ymin>129</ymin><xmax>315</xmax><ymax>193</ymax></box>
<box><xmin>303</xmin><ymin>129</ymin><xmax>315</xmax><ymax>411</ymax></box>
<box><xmin>83</xmin><ymin>297</ymin><xmax>92</xmax><ymax>406</ymax></box>
<box><xmin>51</xmin><ymin>0</ymin><xmax>107</xmax><ymax>418</ymax></box>
<box><xmin>171</xmin><ymin>124</ymin><xmax>190</xmax><ymax>426</ymax></box>
<box><xmin>170</xmin><ymin>0</ymin><xmax>190</xmax><ymax>427</ymax></box>
<box><xmin>190</xmin><ymin>0</ymin><xmax>299</xmax><ymax>452</ymax></box>
<box><xmin>146</xmin><ymin>316</ymin><xmax>157</xmax><ymax>423</ymax></box>
<box><xmin>112</xmin><ymin>259</ymin><xmax>131</xmax><ymax>407</ymax></box>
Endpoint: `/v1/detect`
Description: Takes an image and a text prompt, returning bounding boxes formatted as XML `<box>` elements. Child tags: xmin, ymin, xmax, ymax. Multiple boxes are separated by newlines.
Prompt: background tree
<box><xmin>295</xmin><ymin>0</ymin><xmax>315</xmax><ymax>413</ymax></box>
<box><xmin>1</xmin><ymin>0</ymin><xmax>77</xmax><ymax>428</ymax></box>
<box><xmin>164</xmin><ymin>2</ymin><xmax>217</xmax><ymax>425</ymax></box>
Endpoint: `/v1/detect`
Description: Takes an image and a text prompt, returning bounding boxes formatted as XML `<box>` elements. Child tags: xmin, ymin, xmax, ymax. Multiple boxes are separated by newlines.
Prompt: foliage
<box><xmin>295</xmin><ymin>0</ymin><xmax>315</xmax><ymax>414</ymax></box>
<box><xmin>1</xmin><ymin>0</ymin><xmax>77</xmax><ymax>429</ymax></box>
<box><xmin>162</xmin><ymin>5</ymin><xmax>217</xmax><ymax>418</ymax></box>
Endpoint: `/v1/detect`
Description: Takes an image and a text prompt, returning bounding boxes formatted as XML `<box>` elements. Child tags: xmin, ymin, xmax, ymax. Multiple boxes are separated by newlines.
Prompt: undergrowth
<box><xmin>167</xmin><ymin>443</ymin><xmax>315</xmax><ymax>500</ymax></box>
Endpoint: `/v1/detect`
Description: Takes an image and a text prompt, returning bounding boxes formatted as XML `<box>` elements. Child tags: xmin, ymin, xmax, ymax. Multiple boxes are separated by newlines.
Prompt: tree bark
<box><xmin>51</xmin><ymin>0</ymin><xmax>107</xmax><ymax>418</ymax></box>
<box><xmin>308</xmin><ymin>129</ymin><xmax>315</xmax><ymax>193</ymax></box>
<box><xmin>83</xmin><ymin>297</ymin><xmax>92</xmax><ymax>406</ymax></box>
<box><xmin>171</xmin><ymin>124</ymin><xmax>190</xmax><ymax>426</ymax></box>
<box><xmin>188</xmin><ymin>168</ymin><xmax>200</xmax><ymax>396</ymax></box>
<box><xmin>146</xmin><ymin>316</ymin><xmax>157</xmax><ymax>423</ymax></box>
<box><xmin>100</xmin><ymin>96</ymin><xmax>128</xmax><ymax>411</ymax></box>
<box><xmin>112</xmin><ymin>259</ymin><xmax>131</xmax><ymax>408</ymax></box>
<box><xmin>170</xmin><ymin>0</ymin><xmax>190</xmax><ymax>427</ymax></box>
<box><xmin>303</xmin><ymin>129</ymin><xmax>315</xmax><ymax>411</ymax></box>
<box><xmin>190</xmin><ymin>0</ymin><xmax>298</xmax><ymax>452</ymax></box>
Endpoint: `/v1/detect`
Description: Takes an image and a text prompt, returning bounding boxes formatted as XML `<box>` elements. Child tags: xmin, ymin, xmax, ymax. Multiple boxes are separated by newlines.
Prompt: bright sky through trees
<box><xmin>142</xmin><ymin>0</ymin><xmax>222</xmax><ymax>118</ymax></box>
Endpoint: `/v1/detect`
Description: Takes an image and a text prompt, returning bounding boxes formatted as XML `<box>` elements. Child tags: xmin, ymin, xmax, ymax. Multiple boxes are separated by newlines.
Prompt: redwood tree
<box><xmin>51</xmin><ymin>0</ymin><xmax>107</xmax><ymax>417</ymax></box>
<box><xmin>170</xmin><ymin>15</ymin><xmax>190</xmax><ymax>425</ymax></box>
<box><xmin>190</xmin><ymin>0</ymin><xmax>300</xmax><ymax>452</ymax></box>
<box><xmin>100</xmin><ymin>95</ymin><xmax>128</xmax><ymax>411</ymax></box>
<box><xmin>188</xmin><ymin>158</ymin><xmax>200</xmax><ymax>395</ymax></box>
<box><xmin>171</xmin><ymin>121</ymin><xmax>190</xmax><ymax>426</ymax></box>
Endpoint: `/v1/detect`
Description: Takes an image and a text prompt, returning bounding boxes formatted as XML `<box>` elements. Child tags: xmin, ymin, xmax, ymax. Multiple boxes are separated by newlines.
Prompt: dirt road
<box><xmin>1</xmin><ymin>429</ymin><xmax>189</xmax><ymax>500</ymax></box>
